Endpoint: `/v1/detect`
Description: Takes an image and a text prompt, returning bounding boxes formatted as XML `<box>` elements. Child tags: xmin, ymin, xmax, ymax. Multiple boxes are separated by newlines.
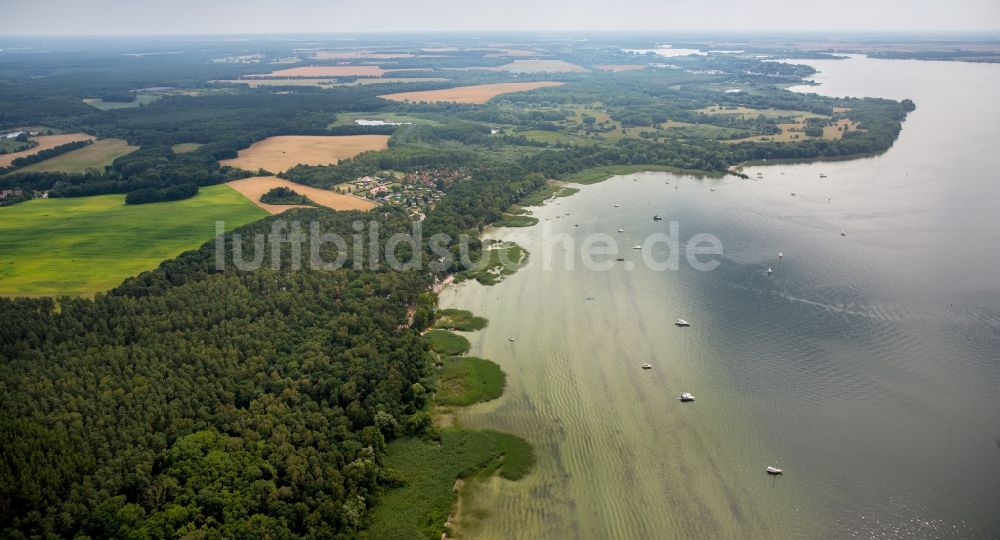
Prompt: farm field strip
<box><xmin>226</xmin><ymin>176</ymin><xmax>377</xmax><ymax>214</ymax></box>
<box><xmin>0</xmin><ymin>133</ymin><xmax>95</xmax><ymax>168</ymax></box>
<box><xmin>16</xmin><ymin>138</ymin><xmax>138</xmax><ymax>173</ymax></box>
<box><xmin>219</xmin><ymin>135</ymin><xmax>390</xmax><ymax>173</ymax></box>
<box><xmin>0</xmin><ymin>185</ymin><xmax>267</xmax><ymax>297</ymax></box>
<box><xmin>379</xmin><ymin>82</ymin><xmax>564</xmax><ymax>104</ymax></box>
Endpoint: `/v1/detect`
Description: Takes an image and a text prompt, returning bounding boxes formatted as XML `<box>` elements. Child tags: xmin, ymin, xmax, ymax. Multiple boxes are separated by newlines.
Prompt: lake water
<box><xmin>441</xmin><ymin>55</ymin><xmax>1000</xmax><ymax>539</ymax></box>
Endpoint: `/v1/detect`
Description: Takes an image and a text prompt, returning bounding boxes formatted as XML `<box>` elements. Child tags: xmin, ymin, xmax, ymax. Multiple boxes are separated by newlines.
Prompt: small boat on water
<box><xmin>679</xmin><ymin>392</ymin><xmax>695</xmax><ymax>402</ymax></box>
<box><xmin>641</xmin><ymin>363</ymin><xmax>653</xmax><ymax>370</ymax></box>
<box><xmin>819</xmin><ymin>173</ymin><xmax>828</xmax><ymax>178</ymax></box>
<box><xmin>766</xmin><ymin>466</ymin><xmax>783</xmax><ymax>475</ymax></box>
<box><xmin>779</xmin><ymin>251</ymin><xmax>783</xmax><ymax>259</ymax></box>
<box><xmin>614</xmin><ymin>204</ymin><xmax>619</xmax><ymax>208</ymax></box>
<box><xmin>840</xmin><ymin>230</ymin><xmax>846</xmax><ymax>236</ymax></box>
<box><xmin>790</xmin><ymin>192</ymin><xmax>796</xmax><ymax>197</ymax></box>
<box><xmin>767</xmin><ymin>267</ymin><xmax>773</xmax><ymax>275</ymax></box>
<box><xmin>508</xmin><ymin>337</ymin><xmax>516</xmax><ymax>342</ymax></box>
<box><xmin>632</xmin><ymin>245</ymin><xmax>642</xmax><ymax>250</ymax></box>
<box><xmin>675</xmin><ymin>319</ymin><xmax>691</xmax><ymax>327</ymax></box>
<box><xmin>618</xmin><ymin>228</ymin><xmax>624</xmax><ymax>233</ymax></box>
<box><xmin>653</xmin><ymin>215</ymin><xmax>662</xmax><ymax>221</ymax></box>
<box><xmin>710</xmin><ymin>188</ymin><xmax>715</xmax><ymax>192</ymax></box>
<box><xmin>616</xmin><ymin>257</ymin><xmax>625</xmax><ymax>262</ymax></box>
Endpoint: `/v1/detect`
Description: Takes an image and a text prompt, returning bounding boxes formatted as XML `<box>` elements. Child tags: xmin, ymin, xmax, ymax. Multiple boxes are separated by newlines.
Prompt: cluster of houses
<box><xmin>0</xmin><ymin>188</ymin><xmax>47</xmax><ymax>201</ymax></box>
<box><xmin>349</xmin><ymin>168</ymin><xmax>471</xmax><ymax>216</ymax></box>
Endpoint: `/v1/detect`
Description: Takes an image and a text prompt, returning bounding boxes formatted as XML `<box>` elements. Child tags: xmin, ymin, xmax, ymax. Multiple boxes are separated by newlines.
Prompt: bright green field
<box><xmin>0</xmin><ymin>185</ymin><xmax>267</xmax><ymax>297</ymax></box>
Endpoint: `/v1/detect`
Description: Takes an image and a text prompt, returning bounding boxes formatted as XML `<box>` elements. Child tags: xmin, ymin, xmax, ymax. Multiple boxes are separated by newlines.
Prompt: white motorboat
<box><xmin>766</xmin><ymin>466</ymin><xmax>783</xmax><ymax>475</ymax></box>
<box><xmin>618</xmin><ymin>228</ymin><xmax>624</xmax><ymax>233</ymax></box>
<box><xmin>840</xmin><ymin>230</ymin><xmax>846</xmax><ymax>236</ymax></box>
<box><xmin>679</xmin><ymin>392</ymin><xmax>695</xmax><ymax>402</ymax></box>
<box><xmin>641</xmin><ymin>363</ymin><xmax>653</xmax><ymax>370</ymax></box>
<box><xmin>675</xmin><ymin>319</ymin><xmax>691</xmax><ymax>327</ymax></box>
<box><xmin>632</xmin><ymin>245</ymin><xmax>642</xmax><ymax>249</ymax></box>
<box><xmin>767</xmin><ymin>267</ymin><xmax>773</xmax><ymax>274</ymax></box>
<box><xmin>508</xmin><ymin>337</ymin><xmax>515</xmax><ymax>342</ymax></box>
<box><xmin>778</xmin><ymin>252</ymin><xmax>783</xmax><ymax>259</ymax></box>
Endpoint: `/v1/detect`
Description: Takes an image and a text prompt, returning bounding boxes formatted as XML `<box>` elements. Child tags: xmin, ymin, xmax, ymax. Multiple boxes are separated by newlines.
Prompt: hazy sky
<box><xmin>2</xmin><ymin>0</ymin><xmax>999</xmax><ymax>35</ymax></box>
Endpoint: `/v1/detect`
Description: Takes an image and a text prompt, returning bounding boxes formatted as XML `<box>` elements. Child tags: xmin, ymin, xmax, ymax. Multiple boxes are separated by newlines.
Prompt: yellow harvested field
<box><xmin>259</xmin><ymin>65</ymin><xmax>390</xmax><ymax>77</ymax></box>
<box><xmin>219</xmin><ymin>135</ymin><xmax>390</xmax><ymax>173</ymax></box>
<box><xmin>594</xmin><ymin>64</ymin><xmax>647</xmax><ymax>72</ymax></box>
<box><xmin>0</xmin><ymin>133</ymin><xmax>94</xmax><ymax>168</ymax></box>
<box><xmin>226</xmin><ymin>176</ymin><xmax>377</xmax><ymax>214</ymax></box>
<box><xmin>379</xmin><ymin>81</ymin><xmax>564</xmax><ymax>104</ymax></box>
<box><xmin>492</xmin><ymin>59</ymin><xmax>587</xmax><ymax>73</ymax></box>
<box><xmin>216</xmin><ymin>77</ymin><xmax>448</xmax><ymax>88</ymax></box>
<box><xmin>312</xmin><ymin>51</ymin><xmax>415</xmax><ymax>60</ymax></box>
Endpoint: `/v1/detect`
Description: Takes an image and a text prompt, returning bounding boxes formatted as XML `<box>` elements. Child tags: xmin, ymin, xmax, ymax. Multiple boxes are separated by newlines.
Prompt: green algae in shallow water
<box><xmin>434</xmin><ymin>308</ymin><xmax>489</xmax><ymax>331</ymax></box>
<box><xmin>424</xmin><ymin>329</ymin><xmax>471</xmax><ymax>356</ymax></box>
<box><xmin>436</xmin><ymin>356</ymin><xmax>506</xmax><ymax>406</ymax></box>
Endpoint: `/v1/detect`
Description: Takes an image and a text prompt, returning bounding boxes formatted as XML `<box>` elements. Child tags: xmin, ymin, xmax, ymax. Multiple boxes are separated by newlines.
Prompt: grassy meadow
<box><xmin>0</xmin><ymin>185</ymin><xmax>267</xmax><ymax>296</ymax></box>
<box><xmin>170</xmin><ymin>142</ymin><xmax>203</xmax><ymax>153</ymax></box>
<box><xmin>16</xmin><ymin>139</ymin><xmax>138</xmax><ymax>173</ymax></box>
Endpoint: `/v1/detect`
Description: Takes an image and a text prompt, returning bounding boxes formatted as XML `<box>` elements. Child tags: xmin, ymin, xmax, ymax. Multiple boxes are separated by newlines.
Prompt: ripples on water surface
<box><xmin>441</xmin><ymin>56</ymin><xmax>1000</xmax><ymax>539</ymax></box>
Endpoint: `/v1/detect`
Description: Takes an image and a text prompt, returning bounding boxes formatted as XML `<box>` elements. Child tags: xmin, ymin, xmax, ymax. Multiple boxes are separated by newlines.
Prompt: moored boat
<box><xmin>679</xmin><ymin>392</ymin><xmax>695</xmax><ymax>402</ymax></box>
<box><xmin>766</xmin><ymin>466</ymin><xmax>783</xmax><ymax>475</ymax></box>
<box><xmin>675</xmin><ymin>319</ymin><xmax>690</xmax><ymax>327</ymax></box>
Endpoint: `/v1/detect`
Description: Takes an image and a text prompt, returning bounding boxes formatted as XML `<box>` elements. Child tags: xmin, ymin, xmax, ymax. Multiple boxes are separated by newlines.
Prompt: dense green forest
<box><xmin>0</xmin><ymin>150</ymin><xmax>546</xmax><ymax>536</ymax></box>
<box><xmin>0</xmin><ymin>208</ymin><xmax>434</xmax><ymax>537</ymax></box>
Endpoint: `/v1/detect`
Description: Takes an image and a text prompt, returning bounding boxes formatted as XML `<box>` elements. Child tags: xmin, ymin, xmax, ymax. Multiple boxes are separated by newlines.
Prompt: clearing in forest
<box><xmin>219</xmin><ymin>135</ymin><xmax>390</xmax><ymax>173</ymax></box>
<box><xmin>490</xmin><ymin>59</ymin><xmax>587</xmax><ymax>73</ymax></box>
<box><xmin>226</xmin><ymin>176</ymin><xmax>377</xmax><ymax>214</ymax></box>
<box><xmin>379</xmin><ymin>81</ymin><xmax>563</xmax><ymax>104</ymax></box>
